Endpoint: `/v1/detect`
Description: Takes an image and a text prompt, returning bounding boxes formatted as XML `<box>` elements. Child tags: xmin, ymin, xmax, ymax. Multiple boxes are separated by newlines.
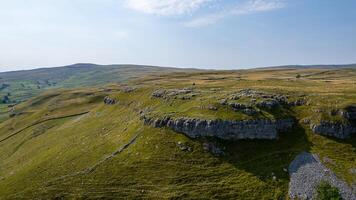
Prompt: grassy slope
<box><xmin>0</xmin><ymin>67</ymin><xmax>355</xmax><ymax>199</ymax></box>
<box><xmin>0</xmin><ymin>63</ymin><xmax>200</xmax><ymax>106</ymax></box>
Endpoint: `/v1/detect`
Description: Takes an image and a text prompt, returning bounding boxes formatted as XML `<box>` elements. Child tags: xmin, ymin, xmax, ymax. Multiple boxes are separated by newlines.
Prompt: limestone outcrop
<box><xmin>311</xmin><ymin>121</ymin><xmax>355</xmax><ymax>139</ymax></box>
<box><xmin>142</xmin><ymin>115</ymin><xmax>294</xmax><ymax>140</ymax></box>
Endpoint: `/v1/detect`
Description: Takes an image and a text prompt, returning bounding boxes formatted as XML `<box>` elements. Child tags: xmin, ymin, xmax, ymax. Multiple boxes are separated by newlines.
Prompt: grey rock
<box><xmin>289</xmin><ymin>99</ymin><xmax>306</xmax><ymax>106</ymax></box>
<box><xmin>143</xmin><ymin>116</ymin><xmax>294</xmax><ymax>140</ymax></box>
<box><xmin>122</xmin><ymin>87</ymin><xmax>135</xmax><ymax>93</ymax></box>
<box><xmin>311</xmin><ymin>121</ymin><xmax>356</xmax><ymax>139</ymax></box>
<box><xmin>230</xmin><ymin>95</ymin><xmax>240</xmax><ymax>100</ymax></box>
<box><xmin>177</xmin><ymin>141</ymin><xmax>192</xmax><ymax>152</ymax></box>
<box><xmin>167</xmin><ymin>88</ymin><xmax>193</xmax><ymax>96</ymax></box>
<box><xmin>242</xmin><ymin>108</ymin><xmax>257</xmax><ymax>115</ymax></box>
<box><xmin>229</xmin><ymin>102</ymin><xmax>248</xmax><ymax>110</ymax></box>
<box><xmin>152</xmin><ymin>88</ymin><xmax>194</xmax><ymax>99</ymax></box>
<box><xmin>207</xmin><ymin>105</ymin><xmax>218</xmax><ymax>111</ymax></box>
<box><xmin>219</xmin><ymin>99</ymin><xmax>228</xmax><ymax>105</ymax></box>
<box><xmin>289</xmin><ymin>152</ymin><xmax>355</xmax><ymax>200</ymax></box>
<box><xmin>256</xmin><ymin>99</ymin><xmax>280</xmax><ymax>109</ymax></box>
<box><xmin>152</xmin><ymin>90</ymin><xmax>166</xmax><ymax>98</ymax></box>
<box><xmin>104</xmin><ymin>96</ymin><xmax>117</xmax><ymax>105</ymax></box>
<box><xmin>349</xmin><ymin>168</ymin><xmax>356</xmax><ymax>174</ymax></box>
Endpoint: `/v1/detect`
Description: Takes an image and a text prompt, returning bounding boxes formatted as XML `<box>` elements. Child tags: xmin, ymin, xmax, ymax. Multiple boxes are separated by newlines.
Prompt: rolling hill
<box><xmin>0</xmin><ymin>65</ymin><xmax>355</xmax><ymax>199</ymax></box>
<box><xmin>0</xmin><ymin>63</ymin><xmax>201</xmax><ymax>106</ymax></box>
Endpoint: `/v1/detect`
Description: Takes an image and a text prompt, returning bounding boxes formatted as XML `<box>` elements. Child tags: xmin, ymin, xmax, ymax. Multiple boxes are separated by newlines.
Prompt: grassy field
<box><xmin>0</xmin><ymin>66</ymin><xmax>355</xmax><ymax>199</ymax></box>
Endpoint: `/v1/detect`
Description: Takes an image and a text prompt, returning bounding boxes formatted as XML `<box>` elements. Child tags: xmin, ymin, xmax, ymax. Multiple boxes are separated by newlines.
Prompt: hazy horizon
<box><xmin>1</xmin><ymin>0</ymin><xmax>356</xmax><ymax>72</ymax></box>
<box><xmin>2</xmin><ymin>62</ymin><xmax>356</xmax><ymax>73</ymax></box>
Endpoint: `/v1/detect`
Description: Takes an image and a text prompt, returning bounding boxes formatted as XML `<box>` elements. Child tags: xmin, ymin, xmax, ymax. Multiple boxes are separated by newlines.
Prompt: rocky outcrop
<box><xmin>152</xmin><ymin>88</ymin><xmax>194</xmax><ymax>99</ymax></box>
<box><xmin>311</xmin><ymin>121</ymin><xmax>355</xmax><ymax>139</ymax></box>
<box><xmin>142</xmin><ymin>116</ymin><xmax>294</xmax><ymax>140</ymax></box>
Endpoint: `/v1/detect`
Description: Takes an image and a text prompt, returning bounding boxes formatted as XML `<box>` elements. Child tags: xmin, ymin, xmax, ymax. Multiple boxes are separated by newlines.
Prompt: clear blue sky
<box><xmin>1</xmin><ymin>0</ymin><xmax>356</xmax><ymax>71</ymax></box>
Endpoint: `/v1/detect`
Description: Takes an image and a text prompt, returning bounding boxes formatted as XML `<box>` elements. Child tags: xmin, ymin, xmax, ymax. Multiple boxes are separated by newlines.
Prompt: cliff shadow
<box><xmin>322</xmin><ymin>134</ymin><xmax>356</xmax><ymax>148</ymax></box>
<box><xmin>210</xmin><ymin>123</ymin><xmax>312</xmax><ymax>182</ymax></box>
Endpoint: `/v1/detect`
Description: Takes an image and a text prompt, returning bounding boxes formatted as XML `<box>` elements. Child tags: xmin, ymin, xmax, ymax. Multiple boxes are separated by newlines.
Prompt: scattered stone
<box><xmin>152</xmin><ymin>90</ymin><xmax>166</xmax><ymax>98</ymax></box>
<box><xmin>288</xmin><ymin>152</ymin><xmax>355</xmax><ymax>200</ymax></box>
<box><xmin>207</xmin><ymin>105</ymin><xmax>218</xmax><ymax>111</ymax></box>
<box><xmin>167</xmin><ymin>88</ymin><xmax>193</xmax><ymax>96</ymax></box>
<box><xmin>152</xmin><ymin>88</ymin><xmax>195</xmax><ymax>99</ymax></box>
<box><xmin>242</xmin><ymin>108</ymin><xmax>257</xmax><ymax>115</ymax></box>
<box><xmin>229</xmin><ymin>102</ymin><xmax>247</xmax><ymax>110</ymax></box>
<box><xmin>349</xmin><ymin>168</ymin><xmax>356</xmax><ymax>174</ymax></box>
<box><xmin>177</xmin><ymin>141</ymin><xmax>192</xmax><ymax>152</ymax></box>
<box><xmin>256</xmin><ymin>99</ymin><xmax>280</xmax><ymax>109</ymax></box>
<box><xmin>181</xmin><ymin>96</ymin><xmax>191</xmax><ymax>100</ymax></box>
<box><xmin>289</xmin><ymin>99</ymin><xmax>306</xmax><ymax>106</ymax></box>
<box><xmin>219</xmin><ymin>99</ymin><xmax>228</xmax><ymax>105</ymax></box>
<box><xmin>323</xmin><ymin>157</ymin><xmax>336</xmax><ymax>165</ymax></box>
<box><xmin>230</xmin><ymin>95</ymin><xmax>240</xmax><ymax>100</ymax></box>
<box><xmin>202</xmin><ymin>143</ymin><xmax>224</xmax><ymax>156</ymax></box>
<box><xmin>104</xmin><ymin>96</ymin><xmax>117</xmax><ymax>105</ymax></box>
<box><xmin>122</xmin><ymin>87</ymin><xmax>135</xmax><ymax>93</ymax></box>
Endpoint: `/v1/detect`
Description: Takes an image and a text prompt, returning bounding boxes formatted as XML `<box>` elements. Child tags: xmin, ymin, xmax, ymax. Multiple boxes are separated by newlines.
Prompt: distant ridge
<box><xmin>261</xmin><ymin>64</ymin><xmax>356</xmax><ymax>70</ymax></box>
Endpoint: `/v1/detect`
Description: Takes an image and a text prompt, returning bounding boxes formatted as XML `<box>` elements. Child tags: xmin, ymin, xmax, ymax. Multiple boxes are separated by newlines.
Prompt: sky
<box><xmin>1</xmin><ymin>0</ymin><xmax>356</xmax><ymax>71</ymax></box>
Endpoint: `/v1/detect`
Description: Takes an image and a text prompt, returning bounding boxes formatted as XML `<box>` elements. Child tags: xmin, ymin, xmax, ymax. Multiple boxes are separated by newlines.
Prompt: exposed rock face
<box><xmin>143</xmin><ymin>116</ymin><xmax>294</xmax><ymax>140</ymax></box>
<box><xmin>311</xmin><ymin>121</ymin><xmax>355</xmax><ymax>139</ymax></box>
<box><xmin>289</xmin><ymin>152</ymin><xmax>355</xmax><ymax>200</ymax></box>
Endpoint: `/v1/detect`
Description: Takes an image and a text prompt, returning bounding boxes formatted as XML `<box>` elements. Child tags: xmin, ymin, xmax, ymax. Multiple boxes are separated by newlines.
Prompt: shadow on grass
<box><xmin>322</xmin><ymin>134</ymin><xmax>356</xmax><ymax>148</ymax></box>
<box><xmin>213</xmin><ymin>123</ymin><xmax>312</xmax><ymax>181</ymax></box>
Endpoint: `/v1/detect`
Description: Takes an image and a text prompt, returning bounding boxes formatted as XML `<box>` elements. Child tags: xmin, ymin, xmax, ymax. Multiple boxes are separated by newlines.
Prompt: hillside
<box><xmin>0</xmin><ymin>66</ymin><xmax>355</xmax><ymax>199</ymax></box>
<box><xmin>0</xmin><ymin>63</ymin><xmax>200</xmax><ymax>106</ymax></box>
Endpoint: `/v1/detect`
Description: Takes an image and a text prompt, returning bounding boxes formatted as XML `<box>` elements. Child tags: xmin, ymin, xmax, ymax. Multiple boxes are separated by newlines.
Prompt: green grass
<box><xmin>0</xmin><ymin>67</ymin><xmax>355</xmax><ymax>199</ymax></box>
<box><xmin>315</xmin><ymin>181</ymin><xmax>342</xmax><ymax>200</ymax></box>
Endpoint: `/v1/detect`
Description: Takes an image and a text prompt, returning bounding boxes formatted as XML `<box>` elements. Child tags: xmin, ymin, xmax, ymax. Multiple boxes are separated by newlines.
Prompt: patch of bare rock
<box><xmin>288</xmin><ymin>152</ymin><xmax>355</xmax><ymax>200</ymax></box>
<box><xmin>152</xmin><ymin>88</ymin><xmax>197</xmax><ymax>100</ymax></box>
<box><xmin>310</xmin><ymin>105</ymin><xmax>356</xmax><ymax>139</ymax></box>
